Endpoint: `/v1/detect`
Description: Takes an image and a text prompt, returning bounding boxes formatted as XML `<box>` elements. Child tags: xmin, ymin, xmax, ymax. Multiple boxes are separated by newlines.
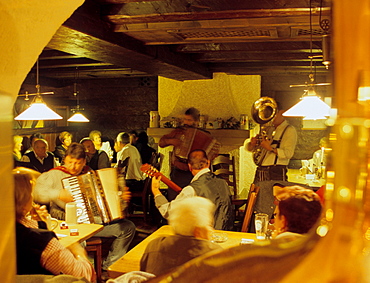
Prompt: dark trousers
<box><xmin>253</xmin><ymin>165</ymin><xmax>288</xmax><ymax>184</ymax></box>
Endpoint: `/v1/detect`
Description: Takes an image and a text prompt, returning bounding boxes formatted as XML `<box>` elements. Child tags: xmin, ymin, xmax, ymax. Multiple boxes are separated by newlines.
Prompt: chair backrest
<box><xmin>149</xmin><ymin>152</ymin><xmax>162</xmax><ymax>171</ymax></box>
<box><xmin>241</xmin><ymin>184</ymin><xmax>260</xmax><ymax>232</ymax></box>
<box><xmin>117</xmin><ymin>156</ymin><xmax>130</xmax><ymax>176</ymax></box>
<box><xmin>212</xmin><ymin>154</ymin><xmax>237</xmax><ymax>197</ymax></box>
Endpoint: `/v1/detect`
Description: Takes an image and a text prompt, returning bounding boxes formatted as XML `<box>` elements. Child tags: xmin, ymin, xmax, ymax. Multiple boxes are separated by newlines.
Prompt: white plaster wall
<box><xmin>158</xmin><ymin>73</ymin><xmax>260</xmax><ymax>195</ymax></box>
<box><xmin>0</xmin><ymin>1</ymin><xmax>83</xmax><ymax>281</ymax></box>
<box><xmin>158</xmin><ymin>73</ymin><xmax>260</xmax><ymax>122</ymax></box>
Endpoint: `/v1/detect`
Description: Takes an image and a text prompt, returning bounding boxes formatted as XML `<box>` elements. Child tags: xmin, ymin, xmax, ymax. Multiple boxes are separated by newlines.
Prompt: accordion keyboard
<box><xmin>62</xmin><ymin>176</ymin><xmax>93</xmax><ymax>224</ymax></box>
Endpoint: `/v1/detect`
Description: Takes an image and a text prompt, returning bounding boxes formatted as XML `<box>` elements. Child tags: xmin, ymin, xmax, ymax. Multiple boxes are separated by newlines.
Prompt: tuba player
<box><xmin>246</xmin><ymin>100</ymin><xmax>297</xmax><ymax>183</ymax></box>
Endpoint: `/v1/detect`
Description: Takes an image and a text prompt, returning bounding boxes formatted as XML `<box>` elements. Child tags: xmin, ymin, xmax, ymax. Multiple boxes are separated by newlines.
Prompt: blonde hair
<box><xmin>59</xmin><ymin>131</ymin><xmax>72</xmax><ymax>143</ymax></box>
<box><xmin>168</xmin><ymin>197</ymin><xmax>215</xmax><ymax>236</ymax></box>
<box><xmin>13</xmin><ymin>167</ymin><xmax>40</xmax><ymax>221</ymax></box>
<box><xmin>13</xmin><ymin>135</ymin><xmax>23</xmax><ymax>159</ymax></box>
<box><xmin>13</xmin><ymin>135</ymin><xmax>23</xmax><ymax>145</ymax></box>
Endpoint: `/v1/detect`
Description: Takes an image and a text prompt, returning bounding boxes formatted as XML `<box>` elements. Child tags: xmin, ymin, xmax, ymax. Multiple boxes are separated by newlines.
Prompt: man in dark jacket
<box><xmin>21</xmin><ymin>139</ymin><xmax>56</xmax><ymax>173</ymax></box>
<box><xmin>80</xmin><ymin>138</ymin><xmax>111</xmax><ymax>170</ymax></box>
<box><xmin>151</xmin><ymin>149</ymin><xmax>234</xmax><ymax>231</ymax></box>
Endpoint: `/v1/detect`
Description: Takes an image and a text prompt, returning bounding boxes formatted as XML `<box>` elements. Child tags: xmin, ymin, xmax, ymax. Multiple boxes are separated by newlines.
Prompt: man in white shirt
<box><xmin>247</xmin><ymin>102</ymin><xmax>297</xmax><ymax>183</ymax></box>
<box><xmin>114</xmin><ymin>132</ymin><xmax>144</xmax><ymax>191</ymax></box>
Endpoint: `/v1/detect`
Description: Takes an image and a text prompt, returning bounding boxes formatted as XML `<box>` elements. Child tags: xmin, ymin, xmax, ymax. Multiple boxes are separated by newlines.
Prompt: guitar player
<box><xmin>150</xmin><ymin>149</ymin><xmax>234</xmax><ymax>231</ymax></box>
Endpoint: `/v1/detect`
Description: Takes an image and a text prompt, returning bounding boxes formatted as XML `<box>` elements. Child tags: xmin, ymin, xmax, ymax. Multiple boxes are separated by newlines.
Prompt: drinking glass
<box><xmin>255</xmin><ymin>213</ymin><xmax>269</xmax><ymax>240</ymax></box>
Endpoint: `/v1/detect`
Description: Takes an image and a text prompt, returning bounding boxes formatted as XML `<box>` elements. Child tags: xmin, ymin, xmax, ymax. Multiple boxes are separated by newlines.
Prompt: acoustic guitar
<box><xmin>140</xmin><ymin>164</ymin><xmax>182</xmax><ymax>193</ymax></box>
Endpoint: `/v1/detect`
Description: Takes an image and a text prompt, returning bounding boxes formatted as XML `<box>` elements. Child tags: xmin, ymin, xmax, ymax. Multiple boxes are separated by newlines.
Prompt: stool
<box><xmin>86</xmin><ymin>237</ymin><xmax>102</xmax><ymax>283</ymax></box>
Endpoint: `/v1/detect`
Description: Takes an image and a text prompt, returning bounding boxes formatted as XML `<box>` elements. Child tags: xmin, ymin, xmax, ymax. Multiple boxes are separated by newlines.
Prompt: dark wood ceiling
<box><xmin>29</xmin><ymin>0</ymin><xmax>332</xmax><ymax>84</ymax></box>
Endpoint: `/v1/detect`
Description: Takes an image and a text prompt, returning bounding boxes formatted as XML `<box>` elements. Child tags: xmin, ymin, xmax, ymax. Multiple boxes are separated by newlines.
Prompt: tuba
<box><xmin>250</xmin><ymin>97</ymin><xmax>278</xmax><ymax>166</ymax></box>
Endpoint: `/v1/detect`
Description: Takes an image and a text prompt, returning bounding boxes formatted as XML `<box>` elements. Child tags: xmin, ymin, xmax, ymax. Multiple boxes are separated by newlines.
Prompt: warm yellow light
<box><xmin>14</xmin><ymin>97</ymin><xmax>62</xmax><ymax>121</ymax></box>
<box><xmin>358</xmin><ymin>70</ymin><xmax>370</xmax><ymax>101</ymax></box>
<box><xmin>327</xmin><ymin>171</ymin><xmax>335</xmax><ymax>178</ymax></box>
<box><xmin>283</xmin><ymin>95</ymin><xmax>331</xmax><ymax>119</ymax></box>
<box><xmin>358</xmin><ymin>87</ymin><xmax>370</xmax><ymax>101</ymax></box>
<box><xmin>325</xmin><ymin>209</ymin><xmax>334</xmax><ymax>221</ymax></box>
<box><xmin>67</xmin><ymin>112</ymin><xmax>89</xmax><ymax>122</ymax></box>
<box><xmin>316</xmin><ymin>225</ymin><xmax>329</xmax><ymax>237</ymax></box>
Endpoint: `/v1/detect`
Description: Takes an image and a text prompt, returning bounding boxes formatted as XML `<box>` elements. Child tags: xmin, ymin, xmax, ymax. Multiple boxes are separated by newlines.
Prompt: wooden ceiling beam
<box><xmin>46</xmin><ymin>0</ymin><xmax>212</xmax><ymax>81</ymax></box>
<box><xmin>143</xmin><ymin>37</ymin><xmax>325</xmax><ymax>46</ymax></box>
<box><xmin>111</xmin><ymin>16</ymin><xmax>325</xmax><ymax>32</ymax></box>
<box><xmin>176</xmin><ymin>42</ymin><xmax>322</xmax><ymax>53</ymax></box>
<box><xmin>100</xmin><ymin>0</ymin><xmax>163</xmax><ymax>4</ymax></box>
<box><xmin>194</xmin><ymin>52</ymin><xmax>323</xmax><ymax>62</ymax></box>
<box><xmin>38</xmin><ymin>58</ymin><xmax>113</xmax><ymax>69</ymax></box>
<box><xmin>106</xmin><ymin>8</ymin><xmax>331</xmax><ymax>25</ymax></box>
<box><xmin>38</xmin><ymin>68</ymin><xmax>150</xmax><ymax>79</ymax></box>
<box><xmin>209</xmin><ymin>65</ymin><xmax>329</xmax><ymax>76</ymax></box>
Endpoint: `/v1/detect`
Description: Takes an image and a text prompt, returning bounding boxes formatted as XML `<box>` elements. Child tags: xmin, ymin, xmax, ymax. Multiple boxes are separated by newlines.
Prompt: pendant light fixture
<box><xmin>14</xmin><ymin>60</ymin><xmax>62</xmax><ymax>121</ymax></box>
<box><xmin>283</xmin><ymin>0</ymin><xmax>331</xmax><ymax>120</ymax></box>
<box><xmin>67</xmin><ymin>68</ymin><xmax>89</xmax><ymax>123</ymax></box>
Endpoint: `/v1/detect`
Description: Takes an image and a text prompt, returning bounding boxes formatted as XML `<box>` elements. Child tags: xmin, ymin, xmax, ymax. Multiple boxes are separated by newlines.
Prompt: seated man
<box><xmin>33</xmin><ymin>142</ymin><xmax>136</xmax><ymax>271</ymax></box>
<box><xmin>14</xmin><ymin>167</ymin><xmax>95</xmax><ymax>281</ymax></box>
<box><xmin>80</xmin><ymin>137</ymin><xmax>111</xmax><ymax>170</ymax></box>
<box><xmin>114</xmin><ymin>132</ymin><xmax>144</xmax><ymax>191</ymax></box>
<box><xmin>21</xmin><ymin>139</ymin><xmax>56</xmax><ymax>173</ymax></box>
<box><xmin>140</xmin><ymin>196</ymin><xmax>222</xmax><ymax>276</ymax></box>
<box><xmin>151</xmin><ymin>149</ymin><xmax>234</xmax><ymax>231</ymax></box>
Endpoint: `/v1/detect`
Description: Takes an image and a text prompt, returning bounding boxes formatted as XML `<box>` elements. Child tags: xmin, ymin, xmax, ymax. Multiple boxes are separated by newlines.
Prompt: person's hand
<box><xmin>32</xmin><ymin>203</ymin><xmax>49</xmax><ymax>221</ymax></box>
<box><xmin>260</xmin><ymin>136</ymin><xmax>273</xmax><ymax>151</ymax></box>
<box><xmin>151</xmin><ymin>175</ymin><xmax>162</xmax><ymax>197</ymax></box>
<box><xmin>121</xmin><ymin>186</ymin><xmax>132</xmax><ymax>203</ymax></box>
<box><xmin>67</xmin><ymin>243</ymin><xmax>89</xmax><ymax>261</ymax></box>
<box><xmin>58</xmin><ymin>189</ymin><xmax>74</xmax><ymax>203</ymax></box>
<box><xmin>250</xmin><ymin>136</ymin><xmax>258</xmax><ymax>147</ymax></box>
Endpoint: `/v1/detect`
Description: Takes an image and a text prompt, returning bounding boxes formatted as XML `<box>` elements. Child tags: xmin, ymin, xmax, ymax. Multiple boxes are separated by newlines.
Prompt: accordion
<box><xmin>62</xmin><ymin>168</ymin><xmax>125</xmax><ymax>224</ymax></box>
<box><xmin>174</xmin><ymin>127</ymin><xmax>221</xmax><ymax>162</ymax></box>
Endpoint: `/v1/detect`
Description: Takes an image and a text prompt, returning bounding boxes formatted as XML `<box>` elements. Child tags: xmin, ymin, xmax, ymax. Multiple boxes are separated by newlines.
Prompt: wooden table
<box><xmin>54</xmin><ymin>222</ymin><xmax>104</xmax><ymax>248</ymax></box>
<box><xmin>287</xmin><ymin>169</ymin><xmax>326</xmax><ymax>189</ymax></box>
<box><xmin>107</xmin><ymin>225</ymin><xmax>256</xmax><ymax>278</ymax></box>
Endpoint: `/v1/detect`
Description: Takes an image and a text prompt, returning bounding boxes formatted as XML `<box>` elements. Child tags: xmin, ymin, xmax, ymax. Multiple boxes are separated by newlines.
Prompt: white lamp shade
<box><xmin>67</xmin><ymin>112</ymin><xmax>89</xmax><ymax>122</ymax></box>
<box><xmin>283</xmin><ymin>96</ymin><xmax>331</xmax><ymax>119</ymax></box>
<box><xmin>14</xmin><ymin>102</ymin><xmax>63</xmax><ymax>120</ymax></box>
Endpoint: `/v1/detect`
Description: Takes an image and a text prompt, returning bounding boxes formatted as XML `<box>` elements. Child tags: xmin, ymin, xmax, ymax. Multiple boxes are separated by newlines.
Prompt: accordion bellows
<box><xmin>174</xmin><ymin>127</ymin><xmax>221</xmax><ymax>162</ymax></box>
<box><xmin>62</xmin><ymin>168</ymin><xmax>125</xmax><ymax>224</ymax></box>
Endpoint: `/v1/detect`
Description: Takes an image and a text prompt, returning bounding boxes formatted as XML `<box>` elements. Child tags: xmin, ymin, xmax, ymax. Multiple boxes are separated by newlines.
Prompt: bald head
<box><xmin>188</xmin><ymin>149</ymin><xmax>210</xmax><ymax>172</ymax></box>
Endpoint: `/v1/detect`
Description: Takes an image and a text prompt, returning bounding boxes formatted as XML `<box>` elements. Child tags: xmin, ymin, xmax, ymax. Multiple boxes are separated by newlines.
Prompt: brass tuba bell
<box><xmin>251</xmin><ymin>97</ymin><xmax>278</xmax><ymax>165</ymax></box>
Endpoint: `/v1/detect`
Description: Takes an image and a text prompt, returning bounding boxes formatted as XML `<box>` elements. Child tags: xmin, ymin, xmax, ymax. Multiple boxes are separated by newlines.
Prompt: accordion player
<box><xmin>173</xmin><ymin>126</ymin><xmax>221</xmax><ymax>163</ymax></box>
<box><xmin>62</xmin><ymin>168</ymin><xmax>126</xmax><ymax>224</ymax></box>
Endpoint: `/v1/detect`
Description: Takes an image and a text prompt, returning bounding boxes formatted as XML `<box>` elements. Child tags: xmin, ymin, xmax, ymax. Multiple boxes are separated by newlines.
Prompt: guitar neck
<box><xmin>140</xmin><ymin>164</ymin><xmax>183</xmax><ymax>193</ymax></box>
<box><xmin>155</xmin><ymin>173</ymin><xmax>182</xmax><ymax>193</ymax></box>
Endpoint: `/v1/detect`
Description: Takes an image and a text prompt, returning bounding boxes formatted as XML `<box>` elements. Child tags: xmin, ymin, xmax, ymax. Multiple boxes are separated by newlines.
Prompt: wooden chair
<box><xmin>212</xmin><ymin>155</ymin><xmax>247</xmax><ymax>227</ymax></box>
<box><xmin>127</xmin><ymin>152</ymin><xmax>162</xmax><ymax>224</ymax></box>
<box><xmin>86</xmin><ymin>237</ymin><xmax>102</xmax><ymax>283</ymax></box>
<box><xmin>241</xmin><ymin>184</ymin><xmax>260</xmax><ymax>232</ymax></box>
<box><xmin>212</xmin><ymin>154</ymin><xmax>237</xmax><ymax>197</ymax></box>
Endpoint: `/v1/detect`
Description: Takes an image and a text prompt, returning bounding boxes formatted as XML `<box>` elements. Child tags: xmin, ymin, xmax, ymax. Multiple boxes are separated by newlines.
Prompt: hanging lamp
<box><xmin>67</xmin><ymin>68</ymin><xmax>89</xmax><ymax>123</ymax></box>
<box><xmin>283</xmin><ymin>0</ymin><xmax>331</xmax><ymax>120</ymax></box>
<box><xmin>14</xmin><ymin>60</ymin><xmax>62</xmax><ymax>121</ymax></box>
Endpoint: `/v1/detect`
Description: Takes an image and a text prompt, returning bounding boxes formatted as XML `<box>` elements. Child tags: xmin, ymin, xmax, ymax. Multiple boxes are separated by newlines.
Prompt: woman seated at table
<box><xmin>272</xmin><ymin>184</ymin><xmax>323</xmax><ymax>241</ymax></box>
<box><xmin>140</xmin><ymin>196</ymin><xmax>222</xmax><ymax>276</ymax></box>
<box><xmin>14</xmin><ymin>167</ymin><xmax>95</xmax><ymax>282</ymax></box>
